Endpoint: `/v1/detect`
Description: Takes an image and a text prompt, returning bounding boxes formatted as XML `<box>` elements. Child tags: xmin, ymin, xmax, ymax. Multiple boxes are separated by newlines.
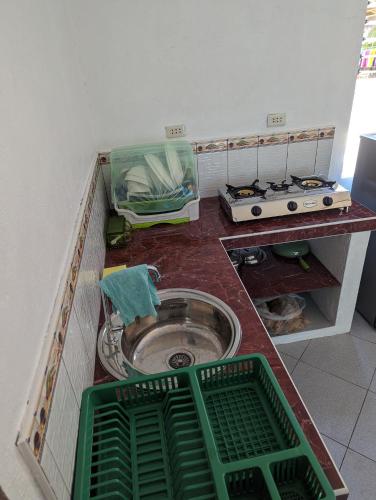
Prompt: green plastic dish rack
<box><xmin>73</xmin><ymin>354</ymin><xmax>335</xmax><ymax>500</ymax></box>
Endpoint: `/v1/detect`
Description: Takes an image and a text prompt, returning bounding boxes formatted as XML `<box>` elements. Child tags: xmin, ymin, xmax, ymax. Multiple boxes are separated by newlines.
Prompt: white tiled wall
<box><xmin>258</xmin><ymin>144</ymin><xmax>288</xmax><ymax>182</ymax></box>
<box><xmin>315</xmin><ymin>138</ymin><xmax>333</xmax><ymax>177</ymax></box>
<box><xmin>43</xmin><ymin>362</ymin><xmax>80</xmax><ymax>495</ymax></box>
<box><xmin>197</xmin><ymin>151</ymin><xmax>228</xmax><ymax>198</ymax></box>
<box><xmin>41</xmin><ymin>169</ymin><xmax>108</xmax><ymax>498</ymax></box>
<box><xmin>196</xmin><ymin>134</ymin><xmax>333</xmax><ymax>197</ymax></box>
<box><xmin>227</xmin><ymin>148</ymin><xmax>258</xmax><ymax>186</ymax></box>
<box><xmin>102</xmin><ymin>162</ymin><xmax>112</xmax><ymax>205</ymax></box>
<box><xmin>41</xmin><ymin>443</ymin><xmax>70</xmax><ymax>500</ymax></box>
<box><xmin>62</xmin><ymin>309</ymin><xmax>93</xmax><ymax>403</ymax></box>
<box><xmin>286</xmin><ymin>140</ymin><xmax>317</xmax><ymax>178</ymax></box>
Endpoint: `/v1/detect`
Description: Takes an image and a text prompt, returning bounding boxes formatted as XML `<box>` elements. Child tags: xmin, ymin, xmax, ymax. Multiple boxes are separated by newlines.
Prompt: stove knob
<box><xmin>323</xmin><ymin>196</ymin><xmax>333</xmax><ymax>207</ymax></box>
<box><xmin>251</xmin><ymin>206</ymin><xmax>262</xmax><ymax>217</ymax></box>
<box><xmin>287</xmin><ymin>201</ymin><xmax>298</xmax><ymax>211</ymax></box>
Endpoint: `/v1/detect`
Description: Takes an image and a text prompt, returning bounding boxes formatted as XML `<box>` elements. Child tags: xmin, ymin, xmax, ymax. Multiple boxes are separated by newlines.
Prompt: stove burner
<box><xmin>290</xmin><ymin>175</ymin><xmax>336</xmax><ymax>190</ymax></box>
<box><xmin>301</xmin><ymin>179</ymin><xmax>323</xmax><ymax>188</ymax></box>
<box><xmin>238</xmin><ymin>188</ymin><xmax>255</xmax><ymax>196</ymax></box>
<box><xmin>226</xmin><ymin>180</ymin><xmax>267</xmax><ymax>200</ymax></box>
<box><xmin>267</xmin><ymin>180</ymin><xmax>293</xmax><ymax>192</ymax></box>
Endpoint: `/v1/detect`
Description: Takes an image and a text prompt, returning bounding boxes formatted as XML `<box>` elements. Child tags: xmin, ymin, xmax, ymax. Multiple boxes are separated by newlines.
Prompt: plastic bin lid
<box><xmin>110</xmin><ymin>141</ymin><xmax>198</xmax><ymax>215</ymax></box>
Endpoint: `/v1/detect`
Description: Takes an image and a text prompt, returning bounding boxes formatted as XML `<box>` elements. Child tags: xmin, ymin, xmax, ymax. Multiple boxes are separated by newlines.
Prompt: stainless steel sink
<box><xmin>97</xmin><ymin>288</ymin><xmax>242</xmax><ymax>380</ymax></box>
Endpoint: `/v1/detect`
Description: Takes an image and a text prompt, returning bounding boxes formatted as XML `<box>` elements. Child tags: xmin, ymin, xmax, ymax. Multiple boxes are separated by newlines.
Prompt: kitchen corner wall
<box><xmin>1</xmin><ymin>2</ymin><xmax>100</xmax><ymax>499</ymax></box>
<box><xmin>70</xmin><ymin>0</ymin><xmax>367</xmax><ymax>181</ymax></box>
<box><xmin>39</xmin><ymin>170</ymin><xmax>108</xmax><ymax>499</ymax></box>
<box><xmin>14</xmin><ymin>163</ymin><xmax>108</xmax><ymax>500</ymax></box>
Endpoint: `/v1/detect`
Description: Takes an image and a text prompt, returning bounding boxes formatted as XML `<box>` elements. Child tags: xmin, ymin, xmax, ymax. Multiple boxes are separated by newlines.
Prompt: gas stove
<box><xmin>219</xmin><ymin>175</ymin><xmax>352</xmax><ymax>222</ymax></box>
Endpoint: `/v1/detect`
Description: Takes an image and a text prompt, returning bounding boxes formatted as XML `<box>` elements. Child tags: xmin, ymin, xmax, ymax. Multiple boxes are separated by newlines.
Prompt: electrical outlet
<box><xmin>267</xmin><ymin>113</ymin><xmax>286</xmax><ymax>127</ymax></box>
<box><xmin>165</xmin><ymin>124</ymin><xmax>186</xmax><ymax>138</ymax></box>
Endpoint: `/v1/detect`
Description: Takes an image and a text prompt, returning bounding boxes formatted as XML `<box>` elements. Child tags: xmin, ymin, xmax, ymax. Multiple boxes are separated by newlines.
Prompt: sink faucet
<box><xmin>147</xmin><ymin>265</ymin><xmax>161</xmax><ymax>283</ymax></box>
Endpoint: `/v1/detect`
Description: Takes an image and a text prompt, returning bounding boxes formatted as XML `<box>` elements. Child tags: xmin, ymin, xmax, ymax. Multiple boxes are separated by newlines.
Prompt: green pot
<box><xmin>272</xmin><ymin>241</ymin><xmax>310</xmax><ymax>271</ymax></box>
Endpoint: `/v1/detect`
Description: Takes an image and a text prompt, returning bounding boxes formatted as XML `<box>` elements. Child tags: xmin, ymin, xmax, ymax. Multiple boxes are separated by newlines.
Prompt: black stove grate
<box><xmin>226</xmin><ymin>180</ymin><xmax>267</xmax><ymax>199</ymax></box>
<box><xmin>266</xmin><ymin>180</ymin><xmax>293</xmax><ymax>192</ymax></box>
<box><xmin>290</xmin><ymin>175</ymin><xmax>336</xmax><ymax>190</ymax></box>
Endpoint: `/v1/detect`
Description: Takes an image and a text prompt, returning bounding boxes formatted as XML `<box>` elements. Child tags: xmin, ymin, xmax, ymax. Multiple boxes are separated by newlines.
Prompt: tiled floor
<box><xmin>277</xmin><ymin>312</ymin><xmax>376</xmax><ymax>499</ymax></box>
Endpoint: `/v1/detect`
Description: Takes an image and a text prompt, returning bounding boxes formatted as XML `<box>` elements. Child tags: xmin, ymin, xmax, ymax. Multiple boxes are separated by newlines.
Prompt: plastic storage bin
<box><xmin>110</xmin><ymin>141</ymin><xmax>199</xmax><ymax>227</ymax></box>
<box><xmin>73</xmin><ymin>354</ymin><xmax>335</xmax><ymax>500</ymax></box>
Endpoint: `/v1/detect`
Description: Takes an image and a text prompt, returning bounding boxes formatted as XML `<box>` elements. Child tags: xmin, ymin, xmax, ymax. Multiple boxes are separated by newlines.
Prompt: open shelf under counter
<box><xmin>262</xmin><ymin>293</ymin><xmax>334</xmax><ymax>341</ymax></box>
<box><xmin>239</xmin><ymin>246</ymin><xmax>340</xmax><ymax>299</ymax></box>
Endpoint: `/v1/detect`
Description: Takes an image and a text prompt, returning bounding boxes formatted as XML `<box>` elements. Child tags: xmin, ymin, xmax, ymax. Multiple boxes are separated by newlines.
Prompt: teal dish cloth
<box><xmin>99</xmin><ymin>264</ymin><xmax>161</xmax><ymax>326</ymax></box>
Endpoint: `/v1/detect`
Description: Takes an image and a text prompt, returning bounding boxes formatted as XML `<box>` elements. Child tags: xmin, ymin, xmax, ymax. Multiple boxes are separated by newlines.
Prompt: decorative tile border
<box><xmin>196</xmin><ymin>138</ymin><xmax>228</xmax><ymax>154</ymax></box>
<box><xmin>228</xmin><ymin>135</ymin><xmax>258</xmax><ymax>150</ymax></box>
<box><xmin>193</xmin><ymin>127</ymin><xmax>332</xmax><ymax>152</ymax></box>
<box><xmin>288</xmin><ymin>128</ymin><xmax>319</xmax><ymax>143</ymax></box>
<box><xmin>318</xmin><ymin>127</ymin><xmax>335</xmax><ymax>140</ymax></box>
<box><xmin>258</xmin><ymin>132</ymin><xmax>289</xmax><ymax>147</ymax></box>
<box><xmin>26</xmin><ymin>161</ymin><xmax>101</xmax><ymax>461</ymax></box>
<box><xmin>98</xmin><ymin>152</ymin><xmax>110</xmax><ymax>165</ymax></box>
<box><xmin>98</xmin><ymin>127</ymin><xmax>335</xmax><ymax>161</ymax></box>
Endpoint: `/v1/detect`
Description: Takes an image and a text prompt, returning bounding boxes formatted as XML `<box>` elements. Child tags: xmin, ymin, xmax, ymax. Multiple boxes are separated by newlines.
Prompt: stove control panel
<box><xmin>323</xmin><ymin>196</ymin><xmax>334</xmax><ymax>206</ymax></box>
<box><xmin>251</xmin><ymin>206</ymin><xmax>262</xmax><ymax>217</ymax></box>
<box><xmin>303</xmin><ymin>200</ymin><xmax>318</xmax><ymax>208</ymax></box>
<box><xmin>218</xmin><ymin>184</ymin><xmax>352</xmax><ymax>222</ymax></box>
<box><xmin>287</xmin><ymin>201</ymin><xmax>298</xmax><ymax>211</ymax></box>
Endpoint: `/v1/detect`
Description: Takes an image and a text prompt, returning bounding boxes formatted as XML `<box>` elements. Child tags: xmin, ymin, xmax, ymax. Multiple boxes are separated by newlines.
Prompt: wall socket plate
<box><xmin>267</xmin><ymin>113</ymin><xmax>286</xmax><ymax>127</ymax></box>
<box><xmin>165</xmin><ymin>124</ymin><xmax>186</xmax><ymax>138</ymax></box>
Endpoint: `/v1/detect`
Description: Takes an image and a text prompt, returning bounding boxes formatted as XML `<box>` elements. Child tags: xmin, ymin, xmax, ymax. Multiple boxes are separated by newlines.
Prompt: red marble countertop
<box><xmin>103</xmin><ymin>198</ymin><xmax>376</xmax><ymax>498</ymax></box>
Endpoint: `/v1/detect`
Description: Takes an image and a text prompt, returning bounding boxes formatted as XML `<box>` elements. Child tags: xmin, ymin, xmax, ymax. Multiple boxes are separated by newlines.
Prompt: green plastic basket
<box><xmin>73</xmin><ymin>355</ymin><xmax>335</xmax><ymax>500</ymax></box>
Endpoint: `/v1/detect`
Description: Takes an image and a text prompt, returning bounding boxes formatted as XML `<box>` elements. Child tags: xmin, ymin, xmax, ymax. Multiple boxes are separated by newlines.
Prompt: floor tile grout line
<box><xmin>350</xmin><ymin>331</ymin><xmax>376</xmax><ymax>345</ymax></box>
<box><xmin>286</xmin><ymin>331</ymin><xmax>376</xmax><ymax>475</ymax></box>
<box><xmin>283</xmin><ymin>328</ymin><xmax>376</xmax><ymax>389</ymax></box>
<box><xmin>320</xmin><ymin>432</ymin><xmax>347</xmax><ymax>449</ymax></box>
<box><xmin>346</xmin><ymin>446</ymin><xmax>376</xmax><ymax>465</ymax></box>
<box><xmin>298</xmin><ymin>340</ymin><xmax>311</xmax><ymax>360</ymax></box>
<box><xmin>293</xmin><ymin>357</ymin><xmax>372</xmax><ymax>392</ymax></box>
<box><xmin>344</xmin><ymin>373</ymin><xmax>374</xmax><ymax>458</ymax></box>
<box><xmin>291</xmin><ymin>357</ymin><xmax>376</xmax><ymax>471</ymax></box>
<box><xmin>340</xmin><ymin>445</ymin><xmax>376</xmax><ymax>472</ymax></box>
<box><xmin>278</xmin><ymin>350</ymin><xmax>299</xmax><ymax>362</ymax></box>
<box><xmin>369</xmin><ymin>367</ymin><xmax>376</xmax><ymax>392</ymax></box>
<box><xmin>281</xmin><ymin>323</ymin><xmax>376</xmax><ymax>360</ymax></box>
<box><xmin>340</xmin><ymin>447</ymin><xmax>350</xmax><ymax>472</ymax></box>
<box><xmin>344</xmin><ymin>366</ymin><xmax>376</xmax><ymax>460</ymax></box>
<box><xmin>320</xmin><ymin>432</ymin><xmax>348</xmax><ymax>470</ymax></box>
<box><xmin>277</xmin><ymin>350</ymin><xmax>300</xmax><ymax>375</ymax></box>
<box><xmin>291</xmin><ymin>357</ymin><xmax>373</xmax><ymax>469</ymax></box>
<box><xmin>277</xmin><ymin>340</ymin><xmax>310</xmax><ymax>364</ymax></box>
<box><xmin>366</xmin><ymin>367</ymin><xmax>376</xmax><ymax>392</ymax></box>
<box><xmin>290</xmin><ymin>357</ymin><xmax>298</xmax><ymax>375</ymax></box>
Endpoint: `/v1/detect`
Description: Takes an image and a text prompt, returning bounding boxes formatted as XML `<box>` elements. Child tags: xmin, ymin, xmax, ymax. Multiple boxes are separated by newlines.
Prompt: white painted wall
<box><xmin>72</xmin><ymin>0</ymin><xmax>367</xmax><ymax>180</ymax></box>
<box><xmin>0</xmin><ymin>1</ymin><xmax>96</xmax><ymax>498</ymax></box>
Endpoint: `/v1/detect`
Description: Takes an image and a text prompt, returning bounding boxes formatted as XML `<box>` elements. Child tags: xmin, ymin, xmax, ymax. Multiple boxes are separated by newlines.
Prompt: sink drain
<box><xmin>168</xmin><ymin>351</ymin><xmax>194</xmax><ymax>369</ymax></box>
